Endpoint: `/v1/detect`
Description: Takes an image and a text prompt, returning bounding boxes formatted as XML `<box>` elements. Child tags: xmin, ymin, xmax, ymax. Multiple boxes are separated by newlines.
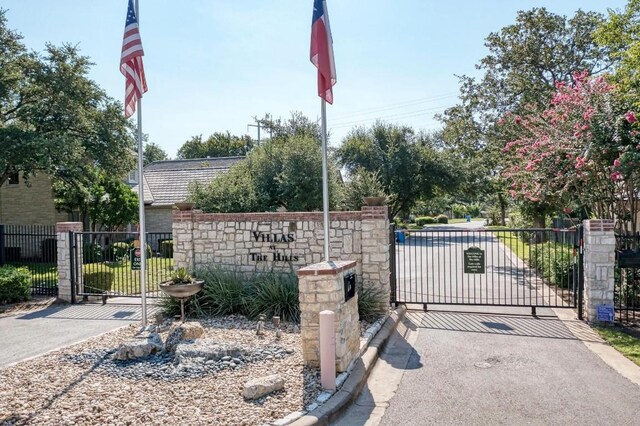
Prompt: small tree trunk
<box><xmin>498</xmin><ymin>193</ymin><xmax>507</xmax><ymax>226</ymax></box>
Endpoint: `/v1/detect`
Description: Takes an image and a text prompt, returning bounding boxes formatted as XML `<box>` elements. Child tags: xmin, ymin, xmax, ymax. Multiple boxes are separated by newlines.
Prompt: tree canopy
<box><xmin>177</xmin><ymin>132</ymin><xmax>254</xmax><ymax>159</ymax></box>
<box><xmin>189</xmin><ymin>133</ymin><xmax>342</xmax><ymax>213</ymax></box>
<box><xmin>336</xmin><ymin>122</ymin><xmax>458</xmax><ymax>218</ymax></box>
<box><xmin>144</xmin><ymin>141</ymin><xmax>169</xmax><ymax>165</ymax></box>
<box><xmin>0</xmin><ymin>10</ymin><xmax>135</xmax><ymax>188</ymax></box>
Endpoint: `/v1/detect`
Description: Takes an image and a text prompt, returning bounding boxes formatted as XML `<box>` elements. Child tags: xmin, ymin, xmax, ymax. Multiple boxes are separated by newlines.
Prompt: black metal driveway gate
<box><xmin>70</xmin><ymin>231</ymin><xmax>173</xmax><ymax>302</ymax></box>
<box><xmin>391</xmin><ymin>227</ymin><xmax>583</xmax><ymax>318</ymax></box>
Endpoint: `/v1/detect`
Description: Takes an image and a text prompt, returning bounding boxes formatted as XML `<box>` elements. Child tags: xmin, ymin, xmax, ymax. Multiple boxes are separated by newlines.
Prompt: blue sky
<box><xmin>3</xmin><ymin>1</ymin><xmax>627</xmax><ymax>157</ymax></box>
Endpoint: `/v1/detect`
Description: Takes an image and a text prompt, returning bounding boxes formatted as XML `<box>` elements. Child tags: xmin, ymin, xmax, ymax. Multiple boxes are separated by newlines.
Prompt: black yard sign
<box><xmin>130</xmin><ymin>248</ymin><xmax>142</xmax><ymax>271</ymax></box>
<box><xmin>464</xmin><ymin>246</ymin><xmax>485</xmax><ymax>274</ymax></box>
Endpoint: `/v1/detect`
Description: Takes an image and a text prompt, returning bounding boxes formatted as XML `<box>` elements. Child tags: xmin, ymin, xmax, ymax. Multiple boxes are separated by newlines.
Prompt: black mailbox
<box><xmin>617</xmin><ymin>250</ymin><xmax>640</xmax><ymax>268</ymax></box>
<box><xmin>343</xmin><ymin>272</ymin><xmax>356</xmax><ymax>302</ymax></box>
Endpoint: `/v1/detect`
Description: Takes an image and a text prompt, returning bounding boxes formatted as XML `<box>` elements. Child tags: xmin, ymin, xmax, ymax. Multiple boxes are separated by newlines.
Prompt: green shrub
<box><xmin>452</xmin><ymin>204</ymin><xmax>466</xmax><ymax>219</ymax></box>
<box><xmin>83</xmin><ymin>243</ymin><xmax>103</xmax><ymax>264</ymax></box>
<box><xmin>467</xmin><ymin>204</ymin><xmax>481</xmax><ymax>217</ymax></box>
<box><xmin>160</xmin><ymin>240</ymin><xmax>174</xmax><ymax>258</ymax></box>
<box><xmin>357</xmin><ymin>282</ymin><xmax>387</xmax><ymax>322</ymax></box>
<box><xmin>416</xmin><ymin>216</ymin><xmax>435</xmax><ymax>226</ymax></box>
<box><xmin>109</xmin><ymin>242</ymin><xmax>130</xmax><ymax>261</ymax></box>
<box><xmin>436</xmin><ymin>214</ymin><xmax>449</xmax><ymax>224</ymax></box>
<box><xmin>0</xmin><ymin>266</ymin><xmax>31</xmax><ymax>304</ymax></box>
<box><xmin>83</xmin><ymin>271</ymin><xmax>115</xmax><ymax>294</ymax></box>
<box><xmin>529</xmin><ymin>243</ymin><xmax>574</xmax><ymax>288</ymax></box>
<box><xmin>246</xmin><ymin>272</ymin><xmax>300</xmax><ymax>322</ymax></box>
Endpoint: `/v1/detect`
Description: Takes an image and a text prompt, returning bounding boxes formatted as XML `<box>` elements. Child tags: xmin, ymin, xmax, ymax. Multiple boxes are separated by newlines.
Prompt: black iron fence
<box><xmin>393</xmin><ymin>227</ymin><xmax>582</xmax><ymax>315</ymax></box>
<box><xmin>615</xmin><ymin>233</ymin><xmax>640</xmax><ymax>324</ymax></box>
<box><xmin>0</xmin><ymin>224</ymin><xmax>58</xmax><ymax>296</ymax></box>
<box><xmin>72</xmin><ymin>231</ymin><xmax>173</xmax><ymax>300</ymax></box>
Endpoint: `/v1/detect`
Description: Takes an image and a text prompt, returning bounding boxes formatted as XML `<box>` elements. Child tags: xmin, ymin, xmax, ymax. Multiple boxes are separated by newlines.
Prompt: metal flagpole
<box><xmin>135</xmin><ymin>0</ymin><xmax>147</xmax><ymax>327</ymax></box>
<box><xmin>321</xmin><ymin>99</ymin><xmax>330</xmax><ymax>262</ymax></box>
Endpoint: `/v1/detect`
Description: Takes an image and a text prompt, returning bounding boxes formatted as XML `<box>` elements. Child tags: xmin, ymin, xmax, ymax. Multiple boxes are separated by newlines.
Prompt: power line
<box><xmin>329</xmin><ymin>92</ymin><xmax>458</xmax><ymax>121</ymax></box>
<box><xmin>330</xmin><ymin>103</ymin><xmax>455</xmax><ymax>129</ymax></box>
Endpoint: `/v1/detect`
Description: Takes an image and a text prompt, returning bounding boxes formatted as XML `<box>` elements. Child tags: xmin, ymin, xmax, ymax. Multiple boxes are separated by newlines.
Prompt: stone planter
<box><xmin>363</xmin><ymin>196</ymin><xmax>386</xmax><ymax>206</ymax></box>
<box><xmin>159</xmin><ymin>280</ymin><xmax>204</xmax><ymax>322</ymax></box>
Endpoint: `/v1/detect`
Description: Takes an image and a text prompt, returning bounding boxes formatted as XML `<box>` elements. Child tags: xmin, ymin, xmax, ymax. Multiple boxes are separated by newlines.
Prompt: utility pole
<box><xmin>247</xmin><ymin>121</ymin><xmax>262</xmax><ymax>145</ymax></box>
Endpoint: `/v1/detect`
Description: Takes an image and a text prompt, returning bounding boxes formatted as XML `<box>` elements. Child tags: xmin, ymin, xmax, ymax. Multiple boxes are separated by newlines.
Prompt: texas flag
<box><xmin>310</xmin><ymin>0</ymin><xmax>337</xmax><ymax>104</ymax></box>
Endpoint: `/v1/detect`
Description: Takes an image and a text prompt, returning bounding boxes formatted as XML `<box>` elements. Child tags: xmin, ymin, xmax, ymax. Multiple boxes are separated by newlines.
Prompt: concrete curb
<box><xmin>289</xmin><ymin>305</ymin><xmax>407</xmax><ymax>426</ymax></box>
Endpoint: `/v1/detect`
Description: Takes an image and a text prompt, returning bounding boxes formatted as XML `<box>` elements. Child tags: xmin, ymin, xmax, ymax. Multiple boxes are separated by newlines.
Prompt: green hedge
<box><xmin>416</xmin><ymin>216</ymin><xmax>436</xmax><ymax>226</ymax></box>
<box><xmin>436</xmin><ymin>214</ymin><xmax>448</xmax><ymax>224</ymax></box>
<box><xmin>160</xmin><ymin>240</ymin><xmax>174</xmax><ymax>258</ymax></box>
<box><xmin>0</xmin><ymin>266</ymin><xmax>31</xmax><ymax>304</ymax></box>
<box><xmin>529</xmin><ymin>243</ymin><xmax>574</xmax><ymax>288</ymax></box>
<box><xmin>109</xmin><ymin>242</ymin><xmax>130</xmax><ymax>261</ymax></box>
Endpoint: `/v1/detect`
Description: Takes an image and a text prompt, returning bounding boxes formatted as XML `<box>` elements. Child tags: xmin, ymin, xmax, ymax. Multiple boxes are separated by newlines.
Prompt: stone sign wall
<box><xmin>172</xmin><ymin>206</ymin><xmax>390</xmax><ymax>292</ymax></box>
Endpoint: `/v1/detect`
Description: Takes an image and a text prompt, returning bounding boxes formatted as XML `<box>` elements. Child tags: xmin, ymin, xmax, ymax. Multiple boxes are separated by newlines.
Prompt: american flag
<box><xmin>120</xmin><ymin>0</ymin><xmax>147</xmax><ymax>118</ymax></box>
<box><xmin>310</xmin><ymin>0</ymin><xmax>336</xmax><ymax>104</ymax></box>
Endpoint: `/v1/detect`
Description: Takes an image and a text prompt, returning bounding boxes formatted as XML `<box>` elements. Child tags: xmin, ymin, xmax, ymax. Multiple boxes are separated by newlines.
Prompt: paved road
<box><xmin>379</xmin><ymin>309</ymin><xmax>640</xmax><ymax>425</ymax></box>
<box><xmin>0</xmin><ymin>300</ymin><xmax>159</xmax><ymax>367</ymax></box>
<box><xmin>337</xmin><ymin>308</ymin><xmax>640</xmax><ymax>426</ymax></box>
<box><xmin>395</xmin><ymin>223</ymin><xmax>575</xmax><ymax>308</ymax></box>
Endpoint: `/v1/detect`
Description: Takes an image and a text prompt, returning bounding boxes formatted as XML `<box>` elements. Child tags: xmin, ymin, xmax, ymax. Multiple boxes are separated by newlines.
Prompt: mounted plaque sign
<box><xmin>464</xmin><ymin>247</ymin><xmax>485</xmax><ymax>274</ymax></box>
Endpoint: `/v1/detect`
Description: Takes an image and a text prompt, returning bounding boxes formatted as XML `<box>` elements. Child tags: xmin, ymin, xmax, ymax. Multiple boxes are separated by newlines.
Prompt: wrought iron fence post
<box><xmin>389</xmin><ymin>224</ymin><xmax>397</xmax><ymax>306</ymax></box>
<box><xmin>70</xmin><ymin>231</ymin><xmax>76</xmax><ymax>304</ymax></box>
<box><xmin>0</xmin><ymin>224</ymin><xmax>5</xmax><ymax>267</ymax></box>
<box><xmin>577</xmin><ymin>225</ymin><xmax>584</xmax><ymax>320</ymax></box>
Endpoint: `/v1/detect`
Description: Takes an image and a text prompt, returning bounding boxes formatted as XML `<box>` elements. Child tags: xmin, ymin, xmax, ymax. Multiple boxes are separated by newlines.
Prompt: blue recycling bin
<box><xmin>466</xmin><ymin>214</ymin><xmax>471</xmax><ymax>222</ymax></box>
<box><xmin>395</xmin><ymin>230</ymin><xmax>406</xmax><ymax>243</ymax></box>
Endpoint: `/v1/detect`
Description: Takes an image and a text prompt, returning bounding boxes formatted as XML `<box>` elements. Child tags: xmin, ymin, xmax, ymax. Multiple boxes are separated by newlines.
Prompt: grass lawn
<box><xmin>83</xmin><ymin>257</ymin><xmax>173</xmax><ymax>295</ymax></box>
<box><xmin>487</xmin><ymin>226</ymin><xmax>532</xmax><ymax>262</ymax></box>
<box><xmin>595</xmin><ymin>327</ymin><xmax>640</xmax><ymax>367</ymax></box>
<box><xmin>447</xmin><ymin>218</ymin><xmax>486</xmax><ymax>224</ymax></box>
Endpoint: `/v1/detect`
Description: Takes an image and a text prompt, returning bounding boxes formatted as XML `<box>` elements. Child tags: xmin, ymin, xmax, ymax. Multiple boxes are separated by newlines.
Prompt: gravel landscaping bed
<box><xmin>0</xmin><ymin>315</ymin><xmax>322</xmax><ymax>426</ymax></box>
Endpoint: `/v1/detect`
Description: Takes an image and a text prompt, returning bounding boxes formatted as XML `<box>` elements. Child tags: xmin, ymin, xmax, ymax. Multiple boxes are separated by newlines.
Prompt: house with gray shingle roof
<box><xmin>133</xmin><ymin>156</ymin><xmax>244</xmax><ymax>232</ymax></box>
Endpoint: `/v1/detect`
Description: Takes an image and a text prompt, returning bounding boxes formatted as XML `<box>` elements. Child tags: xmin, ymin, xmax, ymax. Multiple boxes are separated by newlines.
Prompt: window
<box><xmin>128</xmin><ymin>170</ymin><xmax>139</xmax><ymax>184</ymax></box>
<box><xmin>8</xmin><ymin>172</ymin><xmax>19</xmax><ymax>185</ymax></box>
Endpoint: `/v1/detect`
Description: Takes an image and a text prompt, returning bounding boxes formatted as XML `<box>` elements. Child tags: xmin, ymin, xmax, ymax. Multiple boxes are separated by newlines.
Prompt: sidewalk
<box><xmin>0</xmin><ymin>299</ymin><xmax>159</xmax><ymax>367</ymax></box>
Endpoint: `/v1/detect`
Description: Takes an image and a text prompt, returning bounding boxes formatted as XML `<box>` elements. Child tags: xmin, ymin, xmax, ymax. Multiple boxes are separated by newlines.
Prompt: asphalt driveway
<box><xmin>377</xmin><ymin>309</ymin><xmax>640</xmax><ymax>426</ymax></box>
<box><xmin>0</xmin><ymin>300</ymin><xmax>158</xmax><ymax>367</ymax></box>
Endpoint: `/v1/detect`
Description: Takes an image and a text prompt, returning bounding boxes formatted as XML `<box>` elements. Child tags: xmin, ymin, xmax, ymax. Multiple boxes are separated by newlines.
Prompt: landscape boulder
<box><xmin>165</xmin><ymin>321</ymin><xmax>205</xmax><ymax>352</ymax></box>
<box><xmin>113</xmin><ymin>333</ymin><xmax>163</xmax><ymax>360</ymax></box>
<box><xmin>242</xmin><ymin>374</ymin><xmax>285</xmax><ymax>400</ymax></box>
<box><xmin>174</xmin><ymin>339</ymin><xmax>248</xmax><ymax>364</ymax></box>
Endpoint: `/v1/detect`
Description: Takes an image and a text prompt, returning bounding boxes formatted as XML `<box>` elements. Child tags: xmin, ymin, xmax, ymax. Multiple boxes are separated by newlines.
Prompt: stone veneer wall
<box><xmin>172</xmin><ymin>206</ymin><xmax>390</xmax><ymax>292</ymax></box>
<box><xmin>583</xmin><ymin>219</ymin><xmax>616</xmax><ymax>322</ymax></box>
<box><xmin>297</xmin><ymin>261</ymin><xmax>360</xmax><ymax>372</ymax></box>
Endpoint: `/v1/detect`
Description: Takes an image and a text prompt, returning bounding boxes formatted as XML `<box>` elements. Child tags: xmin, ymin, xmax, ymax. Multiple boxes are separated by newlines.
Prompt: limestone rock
<box><xmin>242</xmin><ymin>374</ymin><xmax>285</xmax><ymax>400</ymax></box>
<box><xmin>113</xmin><ymin>333</ymin><xmax>163</xmax><ymax>360</ymax></box>
<box><xmin>165</xmin><ymin>321</ymin><xmax>205</xmax><ymax>352</ymax></box>
<box><xmin>174</xmin><ymin>339</ymin><xmax>248</xmax><ymax>364</ymax></box>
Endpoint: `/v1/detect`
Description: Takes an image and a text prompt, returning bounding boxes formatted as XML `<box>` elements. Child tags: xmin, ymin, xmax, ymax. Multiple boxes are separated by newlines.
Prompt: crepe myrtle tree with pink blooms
<box><xmin>501</xmin><ymin>71</ymin><xmax>640</xmax><ymax>234</ymax></box>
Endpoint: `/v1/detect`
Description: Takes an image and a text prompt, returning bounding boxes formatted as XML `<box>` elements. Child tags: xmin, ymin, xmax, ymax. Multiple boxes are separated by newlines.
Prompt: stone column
<box><xmin>56</xmin><ymin>222</ymin><xmax>83</xmax><ymax>303</ymax></box>
<box><xmin>172</xmin><ymin>209</ymin><xmax>195</xmax><ymax>271</ymax></box>
<box><xmin>297</xmin><ymin>261</ymin><xmax>360</xmax><ymax>372</ymax></box>
<box><xmin>583</xmin><ymin>219</ymin><xmax>616</xmax><ymax>322</ymax></box>
<box><xmin>361</xmin><ymin>205</ymin><xmax>390</xmax><ymax>299</ymax></box>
